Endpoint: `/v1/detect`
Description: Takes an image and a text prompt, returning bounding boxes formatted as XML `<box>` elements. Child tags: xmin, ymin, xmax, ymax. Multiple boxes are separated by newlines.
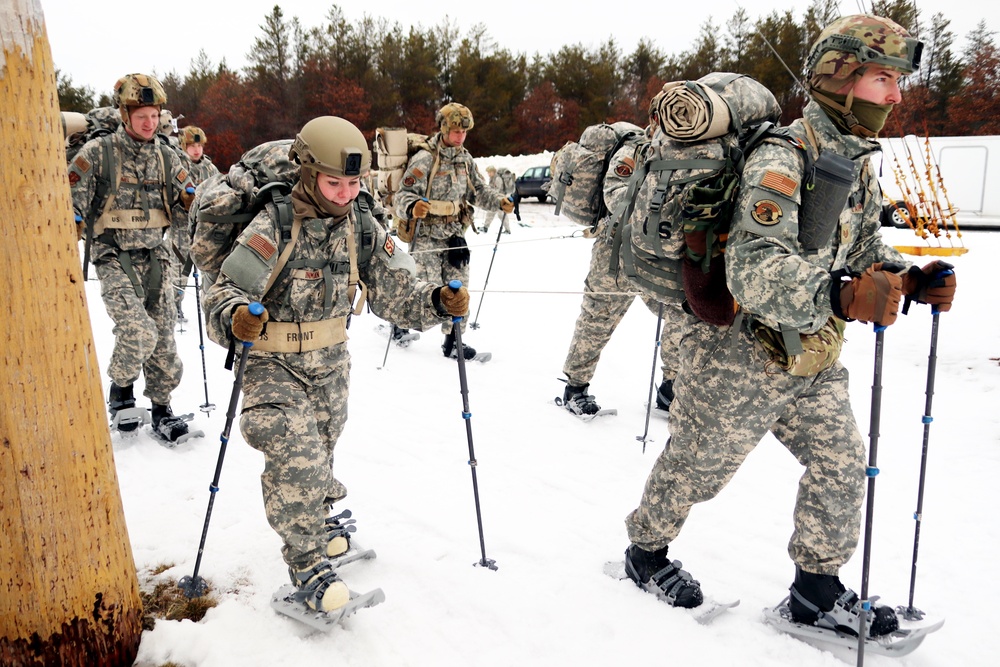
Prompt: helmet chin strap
<box><xmin>809</xmin><ymin>75</ymin><xmax>878</xmax><ymax>139</ymax></box>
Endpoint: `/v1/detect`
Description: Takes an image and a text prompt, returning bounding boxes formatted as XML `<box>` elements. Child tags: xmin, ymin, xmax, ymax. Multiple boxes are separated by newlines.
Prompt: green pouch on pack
<box><xmin>751</xmin><ymin>316</ymin><xmax>847</xmax><ymax>377</ymax></box>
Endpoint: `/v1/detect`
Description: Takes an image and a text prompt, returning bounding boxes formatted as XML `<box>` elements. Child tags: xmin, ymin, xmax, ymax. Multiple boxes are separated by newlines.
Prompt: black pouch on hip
<box><xmin>798</xmin><ymin>151</ymin><xmax>856</xmax><ymax>252</ymax></box>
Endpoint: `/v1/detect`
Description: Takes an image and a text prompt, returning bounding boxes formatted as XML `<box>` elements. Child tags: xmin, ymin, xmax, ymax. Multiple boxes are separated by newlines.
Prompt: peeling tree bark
<box><xmin>0</xmin><ymin>1</ymin><xmax>143</xmax><ymax>665</ymax></box>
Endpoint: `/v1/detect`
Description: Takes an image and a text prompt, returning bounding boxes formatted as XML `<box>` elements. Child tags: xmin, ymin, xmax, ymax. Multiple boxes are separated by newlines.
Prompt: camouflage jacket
<box><xmin>69</xmin><ymin>125</ymin><xmax>194</xmax><ymax>259</ymax></box>
<box><xmin>393</xmin><ymin>133</ymin><xmax>508</xmax><ymax>240</ymax></box>
<box><xmin>600</xmin><ymin>136</ymin><xmax>651</xmax><ymax>239</ymax></box>
<box><xmin>204</xmin><ymin>201</ymin><xmax>451</xmax><ymax>379</ymax></box>
<box><xmin>726</xmin><ymin>101</ymin><xmax>908</xmax><ymax>334</ymax></box>
<box><xmin>173</xmin><ymin>154</ymin><xmax>221</xmax><ymax>232</ymax></box>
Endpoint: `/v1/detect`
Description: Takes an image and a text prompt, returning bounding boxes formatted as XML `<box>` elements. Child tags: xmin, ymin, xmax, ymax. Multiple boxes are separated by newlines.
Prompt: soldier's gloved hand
<box><xmin>75</xmin><ymin>214</ymin><xmax>84</xmax><ymax>240</ymax></box>
<box><xmin>901</xmin><ymin>260</ymin><xmax>956</xmax><ymax>312</ymax></box>
<box><xmin>231</xmin><ymin>304</ymin><xmax>269</xmax><ymax>342</ymax></box>
<box><xmin>435</xmin><ymin>284</ymin><xmax>470</xmax><ymax>317</ymax></box>
<box><xmin>411</xmin><ymin>199</ymin><xmax>431</xmax><ymax>219</ymax></box>
<box><xmin>500</xmin><ymin>196</ymin><xmax>515</xmax><ymax>214</ymax></box>
<box><xmin>835</xmin><ymin>264</ymin><xmax>902</xmax><ymax>326</ymax></box>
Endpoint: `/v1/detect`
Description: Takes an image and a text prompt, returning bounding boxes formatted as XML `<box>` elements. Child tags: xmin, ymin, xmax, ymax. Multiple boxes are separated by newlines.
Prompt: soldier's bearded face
<box><xmin>128</xmin><ymin>106</ymin><xmax>160</xmax><ymax>141</ymax></box>
<box><xmin>316</xmin><ymin>173</ymin><xmax>361</xmax><ymax>206</ymax></box>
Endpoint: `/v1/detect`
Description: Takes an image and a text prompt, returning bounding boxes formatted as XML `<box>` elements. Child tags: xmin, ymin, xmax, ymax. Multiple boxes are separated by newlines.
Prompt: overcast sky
<box><xmin>39</xmin><ymin>0</ymin><xmax>995</xmax><ymax>96</ymax></box>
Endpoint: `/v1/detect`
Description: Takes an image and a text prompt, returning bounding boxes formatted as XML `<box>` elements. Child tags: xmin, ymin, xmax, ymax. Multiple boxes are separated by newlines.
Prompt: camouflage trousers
<box><xmin>625</xmin><ymin>314</ymin><xmax>866</xmax><ymax>576</ymax></box>
<box><xmin>482</xmin><ymin>209</ymin><xmax>510</xmax><ymax>233</ymax></box>
<box><xmin>239</xmin><ymin>353</ymin><xmax>350</xmax><ymax>571</ymax></box>
<box><xmin>95</xmin><ymin>250</ymin><xmax>182</xmax><ymax>405</ymax></box>
<box><xmin>562</xmin><ymin>234</ymin><xmax>683</xmax><ymax>386</ymax></box>
<box><xmin>168</xmin><ymin>225</ymin><xmax>193</xmax><ymax>311</ymax></box>
<box><xmin>410</xmin><ymin>232</ymin><xmax>470</xmax><ymax>335</ymax></box>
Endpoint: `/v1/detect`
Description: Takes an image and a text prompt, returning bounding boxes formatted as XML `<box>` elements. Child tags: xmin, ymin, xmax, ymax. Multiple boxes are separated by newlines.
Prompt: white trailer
<box><xmin>875</xmin><ymin>135</ymin><xmax>1000</xmax><ymax>229</ymax></box>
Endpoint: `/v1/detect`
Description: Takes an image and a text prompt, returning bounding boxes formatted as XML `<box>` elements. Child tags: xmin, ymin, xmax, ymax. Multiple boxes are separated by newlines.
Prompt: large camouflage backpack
<box><xmin>63</xmin><ymin>107</ymin><xmax>122</xmax><ymax>164</ymax></box>
<box><xmin>372</xmin><ymin>127</ymin><xmax>431</xmax><ymax>208</ymax></box>
<box><xmin>549</xmin><ymin>121</ymin><xmax>647</xmax><ymax>226</ymax></box>
<box><xmin>496</xmin><ymin>167</ymin><xmax>516</xmax><ymax>196</ymax></box>
<box><xmin>613</xmin><ymin>72</ymin><xmax>781</xmax><ymax>326</ymax></box>
<box><xmin>191</xmin><ymin>139</ymin><xmax>378</xmax><ymax>289</ymax></box>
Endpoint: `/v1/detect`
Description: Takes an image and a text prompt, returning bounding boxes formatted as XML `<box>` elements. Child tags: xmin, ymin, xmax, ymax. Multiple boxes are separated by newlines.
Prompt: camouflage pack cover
<box><xmin>191</xmin><ymin>140</ymin><xmax>299</xmax><ymax>276</ymax></box>
<box><xmin>549</xmin><ymin>121</ymin><xmax>645</xmax><ymax>226</ymax></box>
<box><xmin>618</xmin><ymin>72</ymin><xmax>780</xmax><ymax>323</ymax></box>
<box><xmin>373</xmin><ymin>128</ymin><xmax>430</xmax><ymax>206</ymax></box>
<box><xmin>64</xmin><ymin>106</ymin><xmax>122</xmax><ymax>163</ymax></box>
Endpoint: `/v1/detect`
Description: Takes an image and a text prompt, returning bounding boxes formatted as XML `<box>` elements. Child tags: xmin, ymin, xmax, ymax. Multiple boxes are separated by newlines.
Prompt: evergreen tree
<box><xmin>56</xmin><ymin>70</ymin><xmax>95</xmax><ymax>112</ymax></box>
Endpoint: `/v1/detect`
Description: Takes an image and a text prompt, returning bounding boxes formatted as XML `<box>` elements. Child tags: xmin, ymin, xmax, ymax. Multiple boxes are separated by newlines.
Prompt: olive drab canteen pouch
<box><xmin>373</xmin><ymin>127</ymin><xmax>430</xmax><ymax>207</ymax></box>
<box><xmin>798</xmin><ymin>151</ymin><xmax>857</xmax><ymax>252</ymax></box>
<box><xmin>549</xmin><ymin>121</ymin><xmax>646</xmax><ymax>226</ymax></box>
<box><xmin>612</xmin><ymin>72</ymin><xmax>781</xmax><ymax>325</ymax></box>
<box><xmin>191</xmin><ymin>139</ymin><xmax>300</xmax><ymax>277</ymax></box>
<box><xmin>751</xmin><ymin>316</ymin><xmax>847</xmax><ymax>377</ymax></box>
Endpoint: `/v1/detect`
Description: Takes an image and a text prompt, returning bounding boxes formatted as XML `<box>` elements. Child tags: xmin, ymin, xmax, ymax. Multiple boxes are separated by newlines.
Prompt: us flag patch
<box><xmin>74</xmin><ymin>155</ymin><xmax>91</xmax><ymax>173</ymax></box>
<box><xmin>383</xmin><ymin>235</ymin><xmax>395</xmax><ymax>257</ymax></box>
<box><xmin>247</xmin><ymin>233</ymin><xmax>277</xmax><ymax>260</ymax></box>
<box><xmin>760</xmin><ymin>171</ymin><xmax>797</xmax><ymax>197</ymax></box>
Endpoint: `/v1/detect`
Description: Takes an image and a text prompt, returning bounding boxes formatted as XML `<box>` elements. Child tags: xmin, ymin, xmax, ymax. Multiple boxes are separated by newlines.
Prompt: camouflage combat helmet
<box><xmin>180</xmin><ymin>126</ymin><xmax>208</xmax><ymax>147</ymax></box>
<box><xmin>436</xmin><ymin>102</ymin><xmax>474</xmax><ymax>132</ymax></box>
<box><xmin>113</xmin><ymin>73</ymin><xmax>167</xmax><ymax>124</ymax></box>
<box><xmin>289</xmin><ymin>116</ymin><xmax>371</xmax><ymax>178</ymax></box>
<box><xmin>807</xmin><ymin>14</ymin><xmax>922</xmax><ymax>82</ymax></box>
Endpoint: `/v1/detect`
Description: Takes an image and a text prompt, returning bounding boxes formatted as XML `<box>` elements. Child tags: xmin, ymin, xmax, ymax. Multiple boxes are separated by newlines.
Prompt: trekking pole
<box><xmin>178</xmin><ymin>301</ymin><xmax>262</xmax><ymax>598</ymax></box>
<box><xmin>192</xmin><ymin>268</ymin><xmax>215</xmax><ymax>413</ymax></box>
<box><xmin>900</xmin><ymin>299</ymin><xmax>947</xmax><ymax>621</ymax></box>
<box><xmin>469</xmin><ymin>218</ymin><xmax>506</xmax><ymax>330</ymax></box>
<box><xmin>448</xmin><ymin>280</ymin><xmax>497</xmax><ymax>571</ymax></box>
<box><xmin>637</xmin><ymin>304</ymin><xmax>665</xmax><ymax>452</ymax></box>
<box><xmin>856</xmin><ymin>322</ymin><xmax>888</xmax><ymax>664</ymax></box>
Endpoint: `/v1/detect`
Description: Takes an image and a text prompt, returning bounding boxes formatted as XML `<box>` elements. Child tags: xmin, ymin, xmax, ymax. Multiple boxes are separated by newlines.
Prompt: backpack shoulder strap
<box><xmin>261</xmin><ymin>184</ymin><xmax>298</xmax><ymax>297</ymax></box>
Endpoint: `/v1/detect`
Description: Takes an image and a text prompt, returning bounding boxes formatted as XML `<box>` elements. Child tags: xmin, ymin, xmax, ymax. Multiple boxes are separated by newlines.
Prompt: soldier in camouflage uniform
<box><xmin>393</xmin><ymin>103</ymin><xmax>515</xmax><ymax>359</ymax></box>
<box><xmin>69</xmin><ymin>73</ymin><xmax>196</xmax><ymax>441</ymax></box>
<box><xmin>204</xmin><ymin>116</ymin><xmax>471</xmax><ymax>613</ymax></box>
<box><xmin>170</xmin><ymin>126</ymin><xmax>220</xmax><ymax>321</ymax></box>
<box><xmin>480</xmin><ymin>166</ymin><xmax>512</xmax><ymax>234</ymax></box>
<box><xmin>560</xmin><ymin>98</ymin><xmax>685</xmax><ymax>417</ymax></box>
<box><xmin>623</xmin><ymin>15</ymin><xmax>956</xmax><ymax>634</ymax></box>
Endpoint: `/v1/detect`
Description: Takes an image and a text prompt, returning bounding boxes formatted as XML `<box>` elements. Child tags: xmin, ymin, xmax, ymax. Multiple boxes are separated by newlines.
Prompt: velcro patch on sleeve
<box><xmin>176</xmin><ymin>169</ymin><xmax>189</xmax><ymax>183</ymax></box>
<box><xmin>614</xmin><ymin>157</ymin><xmax>635</xmax><ymax>177</ymax></box>
<box><xmin>411</xmin><ymin>167</ymin><xmax>424</xmax><ymax>179</ymax></box>
<box><xmin>246</xmin><ymin>233</ymin><xmax>277</xmax><ymax>260</ymax></box>
<box><xmin>69</xmin><ymin>171</ymin><xmax>81</xmax><ymax>185</ymax></box>
<box><xmin>74</xmin><ymin>155</ymin><xmax>91</xmax><ymax>173</ymax></box>
<box><xmin>402</xmin><ymin>175</ymin><xmax>416</xmax><ymax>187</ymax></box>
<box><xmin>383</xmin><ymin>235</ymin><xmax>395</xmax><ymax>257</ymax></box>
<box><xmin>760</xmin><ymin>170</ymin><xmax>798</xmax><ymax>198</ymax></box>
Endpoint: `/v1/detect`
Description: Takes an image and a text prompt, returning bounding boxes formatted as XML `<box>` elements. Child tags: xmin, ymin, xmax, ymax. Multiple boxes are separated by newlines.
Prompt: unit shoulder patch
<box><xmin>751</xmin><ymin>199</ymin><xmax>783</xmax><ymax>225</ymax></box>
<box><xmin>383</xmin><ymin>235</ymin><xmax>395</xmax><ymax>257</ymax></box>
<box><xmin>176</xmin><ymin>169</ymin><xmax>189</xmax><ymax>184</ymax></box>
<box><xmin>69</xmin><ymin>171</ymin><xmax>81</xmax><ymax>186</ymax></box>
<box><xmin>614</xmin><ymin>157</ymin><xmax>635</xmax><ymax>177</ymax></box>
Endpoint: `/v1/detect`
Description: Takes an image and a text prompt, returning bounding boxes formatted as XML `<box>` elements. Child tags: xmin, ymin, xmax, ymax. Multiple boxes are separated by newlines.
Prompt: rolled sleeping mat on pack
<box><xmin>61</xmin><ymin>111</ymin><xmax>88</xmax><ymax>139</ymax></box>
<box><xmin>657</xmin><ymin>80</ymin><xmax>730</xmax><ymax>142</ymax></box>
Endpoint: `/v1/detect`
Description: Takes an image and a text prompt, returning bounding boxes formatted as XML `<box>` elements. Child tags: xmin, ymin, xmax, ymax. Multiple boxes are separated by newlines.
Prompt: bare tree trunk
<box><xmin>0</xmin><ymin>2</ymin><xmax>143</xmax><ymax>665</ymax></box>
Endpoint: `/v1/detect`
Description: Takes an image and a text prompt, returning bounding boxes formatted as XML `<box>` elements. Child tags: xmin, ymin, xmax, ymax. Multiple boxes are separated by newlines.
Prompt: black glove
<box><xmin>901</xmin><ymin>260</ymin><xmax>956</xmax><ymax>313</ymax></box>
<box><xmin>446</xmin><ymin>235</ymin><xmax>470</xmax><ymax>269</ymax></box>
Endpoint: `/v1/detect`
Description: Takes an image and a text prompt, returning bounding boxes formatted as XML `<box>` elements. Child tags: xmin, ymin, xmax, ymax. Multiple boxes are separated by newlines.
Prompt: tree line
<box><xmin>57</xmin><ymin>0</ymin><xmax>1000</xmax><ymax>172</ymax></box>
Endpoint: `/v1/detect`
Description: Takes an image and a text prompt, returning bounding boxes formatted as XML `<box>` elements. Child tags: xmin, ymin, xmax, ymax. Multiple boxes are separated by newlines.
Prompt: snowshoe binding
<box><xmin>655</xmin><ymin>379</ymin><xmax>674</xmax><ymax>412</ymax></box>
<box><xmin>271</xmin><ymin>556</ymin><xmax>384</xmax><ymax>631</ymax></box>
<box><xmin>556</xmin><ymin>382</ymin><xmax>617</xmax><ymax>420</ymax></box>
<box><xmin>624</xmin><ymin>544</ymin><xmax>704</xmax><ymax>609</ymax></box>
<box><xmin>108</xmin><ymin>383</ymin><xmax>147</xmax><ymax>436</ymax></box>
<box><xmin>150</xmin><ymin>403</ymin><xmax>203</xmax><ymax>446</ymax></box>
<box><xmin>442</xmin><ymin>333</ymin><xmax>491</xmax><ymax>363</ymax></box>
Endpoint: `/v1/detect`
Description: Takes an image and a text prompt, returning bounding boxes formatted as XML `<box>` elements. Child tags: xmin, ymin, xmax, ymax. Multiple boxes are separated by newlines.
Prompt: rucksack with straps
<box><xmin>191</xmin><ymin>138</ymin><xmax>378</xmax><ymax>295</ymax></box>
<box><xmin>372</xmin><ymin>127</ymin><xmax>430</xmax><ymax>209</ymax></box>
<box><xmin>496</xmin><ymin>167</ymin><xmax>516</xmax><ymax>195</ymax></box>
<box><xmin>612</xmin><ymin>72</ymin><xmax>781</xmax><ymax>326</ymax></box>
<box><xmin>549</xmin><ymin>121</ymin><xmax>647</xmax><ymax>227</ymax></box>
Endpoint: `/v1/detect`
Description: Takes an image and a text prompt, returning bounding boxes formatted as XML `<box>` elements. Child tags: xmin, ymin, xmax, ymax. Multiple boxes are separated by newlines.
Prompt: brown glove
<box><xmin>901</xmin><ymin>260</ymin><xmax>956</xmax><ymax>312</ymax></box>
<box><xmin>438</xmin><ymin>284</ymin><xmax>470</xmax><ymax>317</ymax></box>
<box><xmin>411</xmin><ymin>199</ymin><xmax>431</xmax><ymax>219</ymax></box>
<box><xmin>500</xmin><ymin>197</ymin><xmax>515</xmax><ymax>214</ymax></box>
<box><xmin>231</xmin><ymin>304</ymin><xmax>269</xmax><ymax>342</ymax></box>
<box><xmin>179</xmin><ymin>186</ymin><xmax>195</xmax><ymax>211</ymax></box>
<box><xmin>837</xmin><ymin>264</ymin><xmax>903</xmax><ymax>326</ymax></box>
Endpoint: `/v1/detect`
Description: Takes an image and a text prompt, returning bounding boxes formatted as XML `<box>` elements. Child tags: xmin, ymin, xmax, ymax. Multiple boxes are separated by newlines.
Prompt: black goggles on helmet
<box><xmin>809</xmin><ymin>33</ymin><xmax>923</xmax><ymax>75</ymax></box>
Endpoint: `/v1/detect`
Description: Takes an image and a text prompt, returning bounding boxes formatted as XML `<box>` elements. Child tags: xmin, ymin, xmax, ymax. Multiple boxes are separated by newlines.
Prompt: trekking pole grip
<box><xmin>449</xmin><ymin>280</ymin><xmax>464</xmax><ymax>323</ymax></box>
<box><xmin>246</xmin><ymin>301</ymin><xmax>265</xmax><ymax>346</ymax></box>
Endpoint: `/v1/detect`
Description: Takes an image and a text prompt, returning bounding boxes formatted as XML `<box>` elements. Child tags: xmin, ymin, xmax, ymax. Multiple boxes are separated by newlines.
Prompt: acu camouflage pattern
<box><xmin>204</xmin><ymin>197</ymin><xmax>449</xmax><ymax>570</ymax></box>
<box><xmin>809</xmin><ymin>14</ymin><xmax>918</xmax><ymax>80</ymax></box>
<box><xmin>170</xmin><ymin>152</ymin><xmax>220</xmax><ymax>305</ymax></box>
<box><xmin>393</xmin><ymin>133</ymin><xmax>509</xmax><ymax>333</ymax></box>
<box><xmin>625</xmin><ymin>99</ymin><xmax>910</xmax><ymax>576</ymax></box>
<box><xmin>619</xmin><ymin>73</ymin><xmax>780</xmax><ymax>306</ymax></box>
<box><xmin>564</xmin><ymin>140</ymin><xmax>683</xmax><ymax>386</ymax></box>
<box><xmin>69</xmin><ymin>124</ymin><xmax>193</xmax><ymax>399</ymax></box>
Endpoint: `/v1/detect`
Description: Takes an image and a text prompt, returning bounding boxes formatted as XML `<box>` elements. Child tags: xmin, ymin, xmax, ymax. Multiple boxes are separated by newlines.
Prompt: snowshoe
<box><xmin>375</xmin><ymin>324</ymin><xmax>420</xmax><ymax>348</ymax></box>
<box><xmin>556</xmin><ymin>383</ymin><xmax>616</xmax><ymax>420</ymax></box>
<box><xmin>789</xmin><ymin>569</ymin><xmax>898</xmax><ymax>637</ymax></box>
<box><xmin>108</xmin><ymin>383</ymin><xmax>145</xmax><ymax>436</ymax></box>
<box><xmin>442</xmin><ymin>333</ymin><xmax>491</xmax><ymax>363</ymax></box>
<box><xmin>603</xmin><ymin>558</ymin><xmax>738</xmax><ymax>625</ymax></box>
<box><xmin>325</xmin><ymin>508</ymin><xmax>358</xmax><ymax>559</ymax></box>
<box><xmin>763</xmin><ymin>596</ymin><xmax>944</xmax><ymax>657</ymax></box>
<box><xmin>150</xmin><ymin>403</ymin><xmax>204</xmax><ymax>446</ymax></box>
<box><xmin>271</xmin><ymin>554</ymin><xmax>384</xmax><ymax>631</ymax></box>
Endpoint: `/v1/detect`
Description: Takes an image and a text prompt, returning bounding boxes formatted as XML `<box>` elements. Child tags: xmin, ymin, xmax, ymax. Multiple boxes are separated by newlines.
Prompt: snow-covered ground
<box><xmin>90</xmin><ymin>153</ymin><xmax>998</xmax><ymax>666</ymax></box>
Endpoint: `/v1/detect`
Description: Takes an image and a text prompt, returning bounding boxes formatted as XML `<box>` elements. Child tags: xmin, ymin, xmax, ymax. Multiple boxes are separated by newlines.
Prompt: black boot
<box><xmin>108</xmin><ymin>383</ymin><xmax>138</xmax><ymax>432</ymax></box>
<box><xmin>151</xmin><ymin>403</ymin><xmax>190</xmax><ymax>443</ymax></box>
<box><xmin>562</xmin><ymin>383</ymin><xmax>601</xmax><ymax>415</ymax></box>
<box><xmin>789</xmin><ymin>568</ymin><xmax>899</xmax><ymax>637</ymax></box>
<box><xmin>655</xmin><ymin>379</ymin><xmax>675</xmax><ymax>411</ymax></box>
<box><xmin>624</xmin><ymin>544</ymin><xmax>703</xmax><ymax>608</ymax></box>
<box><xmin>442</xmin><ymin>332</ymin><xmax>477</xmax><ymax>360</ymax></box>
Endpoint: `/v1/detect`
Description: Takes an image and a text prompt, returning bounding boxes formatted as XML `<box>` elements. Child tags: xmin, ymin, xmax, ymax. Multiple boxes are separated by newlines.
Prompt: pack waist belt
<box><xmin>253</xmin><ymin>317</ymin><xmax>348</xmax><ymax>353</ymax></box>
